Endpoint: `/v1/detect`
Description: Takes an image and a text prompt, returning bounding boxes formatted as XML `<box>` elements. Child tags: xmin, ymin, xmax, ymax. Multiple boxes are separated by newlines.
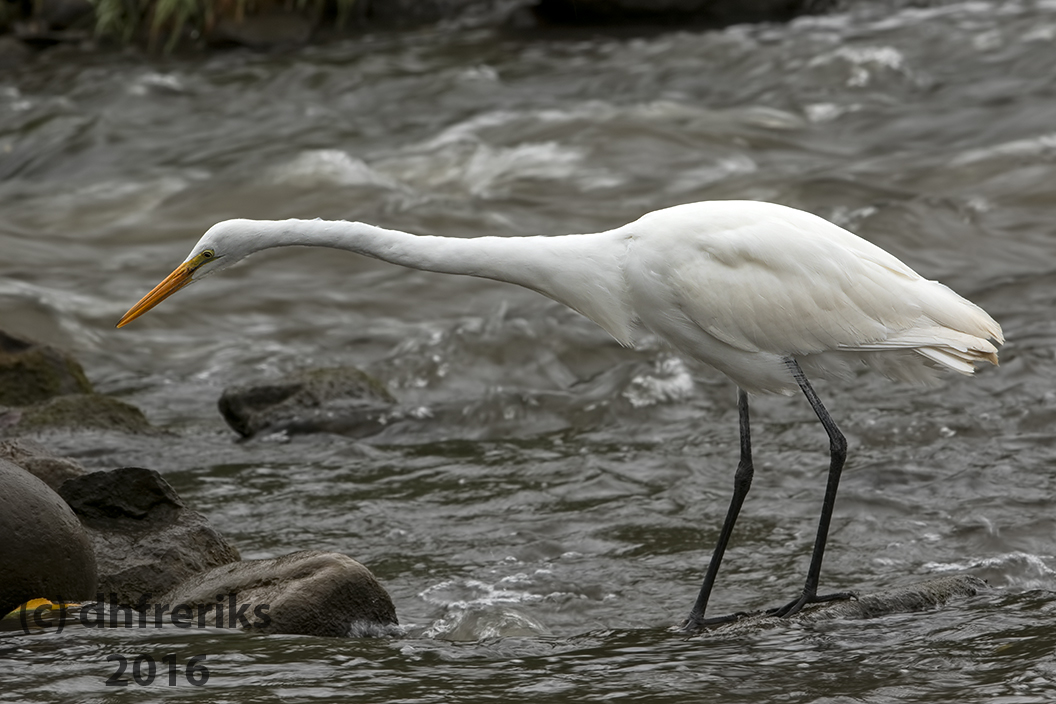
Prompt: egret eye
<box><xmin>202</xmin><ymin>250</ymin><xmax>214</xmax><ymax>259</ymax></box>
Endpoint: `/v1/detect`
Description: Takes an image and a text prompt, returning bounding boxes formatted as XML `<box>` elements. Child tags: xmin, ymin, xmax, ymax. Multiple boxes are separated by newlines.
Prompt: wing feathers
<box><xmin>630</xmin><ymin>201</ymin><xmax>1003</xmax><ymax>385</ymax></box>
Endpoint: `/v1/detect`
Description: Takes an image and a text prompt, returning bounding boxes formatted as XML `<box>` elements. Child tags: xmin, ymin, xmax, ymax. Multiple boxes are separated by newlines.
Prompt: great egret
<box><xmin>118</xmin><ymin>200</ymin><xmax>1003</xmax><ymax>630</ymax></box>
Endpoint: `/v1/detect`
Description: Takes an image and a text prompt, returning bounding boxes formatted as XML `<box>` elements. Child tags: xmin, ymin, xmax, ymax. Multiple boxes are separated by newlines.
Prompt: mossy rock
<box><xmin>218</xmin><ymin>366</ymin><xmax>396</xmax><ymax>438</ymax></box>
<box><xmin>17</xmin><ymin>394</ymin><xmax>154</xmax><ymax>434</ymax></box>
<box><xmin>0</xmin><ymin>331</ymin><xmax>93</xmax><ymax>407</ymax></box>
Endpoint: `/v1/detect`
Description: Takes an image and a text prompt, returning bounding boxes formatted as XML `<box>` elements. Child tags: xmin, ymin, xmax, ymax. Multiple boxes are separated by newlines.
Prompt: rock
<box><xmin>218</xmin><ymin>366</ymin><xmax>395</xmax><ymax>438</ymax></box>
<box><xmin>685</xmin><ymin>575</ymin><xmax>988</xmax><ymax>635</ymax></box>
<box><xmin>57</xmin><ymin>467</ymin><xmax>240</xmax><ymax>606</ymax></box>
<box><xmin>160</xmin><ymin>550</ymin><xmax>399</xmax><ymax>638</ymax></box>
<box><xmin>342</xmin><ymin>0</ymin><xmax>512</xmax><ymax>30</ymax></box>
<box><xmin>210</xmin><ymin>11</ymin><xmax>314</xmax><ymax>50</ymax></box>
<box><xmin>11</xmin><ymin>23</ymin><xmax>91</xmax><ymax>47</ymax></box>
<box><xmin>797</xmin><ymin>575</ymin><xmax>988</xmax><ymax>622</ymax></box>
<box><xmin>0</xmin><ymin>36</ymin><xmax>32</xmax><ymax>69</ymax></box>
<box><xmin>0</xmin><ymin>330</ymin><xmax>153</xmax><ymax>436</ymax></box>
<box><xmin>531</xmin><ymin>0</ymin><xmax>827</xmax><ymax>26</ymax></box>
<box><xmin>0</xmin><ymin>438</ymin><xmax>85</xmax><ymax>491</ymax></box>
<box><xmin>0</xmin><ymin>330</ymin><xmax>93</xmax><ymax>407</ymax></box>
<box><xmin>38</xmin><ymin>0</ymin><xmax>94</xmax><ymax>29</ymax></box>
<box><xmin>0</xmin><ymin>459</ymin><xmax>97</xmax><ymax>616</ymax></box>
<box><xmin>12</xmin><ymin>393</ymin><xmax>155</xmax><ymax>434</ymax></box>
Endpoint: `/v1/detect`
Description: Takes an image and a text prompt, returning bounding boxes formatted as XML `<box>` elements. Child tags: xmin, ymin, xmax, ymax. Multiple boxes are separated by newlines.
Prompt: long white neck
<box><xmin>233</xmin><ymin>218</ymin><xmax>639</xmax><ymax>346</ymax></box>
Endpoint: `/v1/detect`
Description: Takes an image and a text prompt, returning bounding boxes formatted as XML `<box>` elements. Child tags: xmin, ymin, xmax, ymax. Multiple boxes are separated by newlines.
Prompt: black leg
<box><xmin>681</xmin><ymin>388</ymin><xmax>754</xmax><ymax>631</ymax></box>
<box><xmin>770</xmin><ymin>358</ymin><xmax>855</xmax><ymax>617</ymax></box>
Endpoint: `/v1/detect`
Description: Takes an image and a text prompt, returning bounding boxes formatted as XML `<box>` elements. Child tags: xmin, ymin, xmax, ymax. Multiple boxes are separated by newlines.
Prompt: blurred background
<box><xmin>1</xmin><ymin>0</ymin><xmax>1055</xmax><ymax>701</ymax></box>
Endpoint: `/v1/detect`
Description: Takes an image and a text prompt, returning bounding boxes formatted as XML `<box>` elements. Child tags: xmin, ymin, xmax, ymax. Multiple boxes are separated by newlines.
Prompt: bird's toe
<box><xmin>768</xmin><ymin>590</ymin><xmax>857</xmax><ymax>618</ymax></box>
<box><xmin>678</xmin><ymin>610</ymin><xmax>751</xmax><ymax>634</ymax></box>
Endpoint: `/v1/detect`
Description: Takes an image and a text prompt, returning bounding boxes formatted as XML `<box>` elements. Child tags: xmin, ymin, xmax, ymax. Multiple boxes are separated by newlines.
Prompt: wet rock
<box><xmin>12</xmin><ymin>393</ymin><xmax>155</xmax><ymax>434</ymax></box>
<box><xmin>160</xmin><ymin>550</ymin><xmax>399</xmax><ymax>638</ymax></box>
<box><xmin>11</xmin><ymin>24</ymin><xmax>91</xmax><ymax>47</ymax></box>
<box><xmin>37</xmin><ymin>0</ymin><xmax>94</xmax><ymax>29</ymax></box>
<box><xmin>686</xmin><ymin>575</ymin><xmax>988</xmax><ymax>635</ymax></box>
<box><xmin>798</xmin><ymin>575</ymin><xmax>988</xmax><ymax>622</ymax></box>
<box><xmin>0</xmin><ymin>458</ymin><xmax>97</xmax><ymax>616</ymax></box>
<box><xmin>57</xmin><ymin>467</ymin><xmax>240</xmax><ymax>606</ymax></box>
<box><xmin>340</xmin><ymin>0</ymin><xmax>517</xmax><ymax>30</ymax></box>
<box><xmin>531</xmin><ymin>0</ymin><xmax>828</xmax><ymax>26</ymax></box>
<box><xmin>0</xmin><ymin>438</ymin><xmax>85</xmax><ymax>491</ymax></box>
<box><xmin>211</xmin><ymin>11</ymin><xmax>314</xmax><ymax>50</ymax></box>
<box><xmin>0</xmin><ymin>36</ymin><xmax>32</xmax><ymax>69</ymax></box>
<box><xmin>218</xmin><ymin>366</ymin><xmax>396</xmax><ymax>438</ymax></box>
<box><xmin>0</xmin><ymin>330</ymin><xmax>93</xmax><ymax>407</ymax></box>
<box><xmin>0</xmin><ymin>330</ymin><xmax>155</xmax><ymax>435</ymax></box>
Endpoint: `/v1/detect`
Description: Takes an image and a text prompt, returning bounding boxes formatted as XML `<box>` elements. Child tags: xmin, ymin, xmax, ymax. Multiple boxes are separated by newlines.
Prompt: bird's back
<box><xmin>620</xmin><ymin>201</ymin><xmax>1003</xmax><ymax>393</ymax></box>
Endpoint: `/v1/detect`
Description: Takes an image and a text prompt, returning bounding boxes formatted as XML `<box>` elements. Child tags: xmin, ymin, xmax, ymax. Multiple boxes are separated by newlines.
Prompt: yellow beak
<box><xmin>117</xmin><ymin>261</ymin><xmax>194</xmax><ymax>328</ymax></box>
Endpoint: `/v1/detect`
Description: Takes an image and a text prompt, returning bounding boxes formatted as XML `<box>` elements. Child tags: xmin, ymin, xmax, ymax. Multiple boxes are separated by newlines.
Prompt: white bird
<box><xmin>118</xmin><ymin>200</ymin><xmax>1003</xmax><ymax>630</ymax></box>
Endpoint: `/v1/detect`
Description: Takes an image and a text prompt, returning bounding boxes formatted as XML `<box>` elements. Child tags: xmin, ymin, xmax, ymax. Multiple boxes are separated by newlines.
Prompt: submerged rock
<box><xmin>0</xmin><ymin>458</ymin><xmax>97</xmax><ymax>616</ymax></box>
<box><xmin>0</xmin><ymin>438</ymin><xmax>86</xmax><ymax>491</ymax></box>
<box><xmin>798</xmin><ymin>575</ymin><xmax>989</xmax><ymax>622</ymax></box>
<box><xmin>218</xmin><ymin>366</ymin><xmax>396</xmax><ymax>438</ymax></box>
<box><xmin>160</xmin><ymin>550</ymin><xmax>399</xmax><ymax>638</ymax></box>
<box><xmin>684</xmin><ymin>575</ymin><xmax>989</xmax><ymax>635</ymax></box>
<box><xmin>429</xmin><ymin>606</ymin><xmax>551</xmax><ymax>641</ymax></box>
<box><xmin>57</xmin><ymin>467</ymin><xmax>240</xmax><ymax>606</ymax></box>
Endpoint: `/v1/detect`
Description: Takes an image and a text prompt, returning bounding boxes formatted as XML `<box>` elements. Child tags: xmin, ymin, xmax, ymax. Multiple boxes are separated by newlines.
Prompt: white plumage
<box><xmin>118</xmin><ymin>199</ymin><xmax>1003</xmax><ymax>630</ymax></box>
<box><xmin>621</xmin><ymin>201</ymin><xmax>1001</xmax><ymax>392</ymax></box>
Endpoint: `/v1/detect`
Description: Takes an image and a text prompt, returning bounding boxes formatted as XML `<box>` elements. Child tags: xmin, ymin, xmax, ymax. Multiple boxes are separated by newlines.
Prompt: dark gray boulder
<box><xmin>160</xmin><ymin>550</ymin><xmax>399</xmax><ymax>638</ymax></box>
<box><xmin>0</xmin><ymin>438</ymin><xmax>85</xmax><ymax>491</ymax></box>
<box><xmin>313</xmin><ymin>0</ymin><xmax>832</xmax><ymax>32</ymax></box>
<box><xmin>530</xmin><ymin>0</ymin><xmax>831</xmax><ymax>26</ymax></box>
<box><xmin>0</xmin><ymin>458</ymin><xmax>97</xmax><ymax>616</ymax></box>
<box><xmin>218</xmin><ymin>366</ymin><xmax>396</xmax><ymax>438</ymax></box>
<box><xmin>57</xmin><ymin>467</ymin><xmax>240</xmax><ymax>606</ymax></box>
<box><xmin>37</xmin><ymin>0</ymin><xmax>94</xmax><ymax>29</ymax></box>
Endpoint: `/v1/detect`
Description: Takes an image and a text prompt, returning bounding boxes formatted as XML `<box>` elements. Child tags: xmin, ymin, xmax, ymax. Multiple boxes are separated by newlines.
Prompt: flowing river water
<box><xmin>2</xmin><ymin>1</ymin><xmax>1056</xmax><ymax>701</ymax></box>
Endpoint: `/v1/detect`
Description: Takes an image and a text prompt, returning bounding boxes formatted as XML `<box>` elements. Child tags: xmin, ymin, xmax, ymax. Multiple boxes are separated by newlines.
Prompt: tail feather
<box><xmin>842</xmin><ymin>319</ymin><xmax>1002</xmax><ymax>380</ymax></box>
<box><xmin>915</xmin><ymin>346</ymin><xmax>979</xmax><ymax>375</ymax></box>
<box><xmin>808</xmin><ymin>279</ymin><xmax>1002</xmax><ymax>386</ymax></box>
<box><xmin>911</xmin><ymin>279</ymin><xmax>1005</xmax><ymax>349</ymax></box>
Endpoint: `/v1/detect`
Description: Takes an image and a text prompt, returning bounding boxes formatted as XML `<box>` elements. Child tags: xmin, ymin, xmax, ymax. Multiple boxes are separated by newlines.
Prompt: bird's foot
<box><xmin>767</xmin><ymin>590</ymin><xmax>856</xmax><ymax>618</ymax></box>
<box><xmin>677</xmin><ymin>610</ymin><xmax>751</xmax><ymax>634</ymax></box>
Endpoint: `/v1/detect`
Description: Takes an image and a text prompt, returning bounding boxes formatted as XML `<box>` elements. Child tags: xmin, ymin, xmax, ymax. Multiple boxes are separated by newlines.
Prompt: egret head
<box><xmin>116</xmin><ymin>219</ymin><xmax>254</xmax><ymax>328</ymax></box>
